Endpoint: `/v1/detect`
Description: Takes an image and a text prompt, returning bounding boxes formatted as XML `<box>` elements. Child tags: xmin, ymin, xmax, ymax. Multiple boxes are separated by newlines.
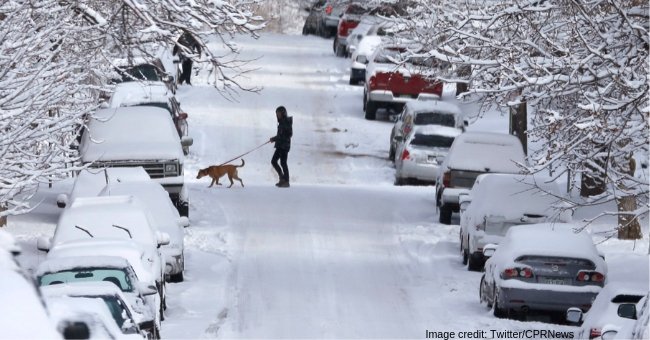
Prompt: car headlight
<box><xmin>165</xmin><ymin>164</ymin><xmax>177</xmax><ymax>173</ymax></box>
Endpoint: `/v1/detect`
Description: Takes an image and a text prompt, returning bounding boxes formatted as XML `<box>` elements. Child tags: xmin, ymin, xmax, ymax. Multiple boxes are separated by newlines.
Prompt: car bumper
<box><xmin>350</xmin><ymin>68</ymin><xmax>365</xmax><ymax>83</ymax></box>
<box><xmin>398</xmin><ymin>160</ymin><xmax>442</xmax><ymax>182</ymax></box>
<box><xmin>441</xmin><ymin>188</ymin><xmax>470</xmax><ymax>205</ymax></box>
<box><xmin>498</xmin><ymin>287</ymin><xmax>598</xmax><ymax>312</ymax></box>
<box><xmin>470</xmin><ymin>233</ymin><xmax>504</xmax><ymax>253</ymax></box>
<box><xmin>368</xmin><ymin>90</ymin><xmax>440</xmax><ymax>104</ymax></box>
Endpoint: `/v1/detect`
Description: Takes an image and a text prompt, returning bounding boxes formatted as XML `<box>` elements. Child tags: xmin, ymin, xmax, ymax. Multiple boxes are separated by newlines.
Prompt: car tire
<box><xmin>462</xmin><ymin>246</ymin><xmax>468</xmax><ymax>265</ymax></box>
<box><xmin>493</xmin><ymin>289</ymin><xmax>507</xmax><ymax>318</ymax></box>
<box><xmin>467</xmin><ymin>253</ymin><xmax>482</xmax><ymax>271</ymax></box>
<box><xmin>349</xmin><ymin>78</ymin><xmax>356</xmax><ymax>85</ymax></box>
<box><xmin>395</xmin><ymin>177</ymin><xmax>404</xmax><ymax>186</ymax></box>
<box><xmin>365</xmin><ymin>100</ymin><xmax>377</xmax><ymax>120</ymax></box>
<box><xmin>479</xmin><ymin>275</ymin><xmax>492</xmax><ymax>308</ymax></box>
<box><xmin>439</xmin><ymin>204</ymin><xmax>452</xmax><ymax>224</ymax></box>
<box><xmin>389</xmin><ymin>146</ymin><xmax>395</xmax><ymax>162</ymax></box>
<box><xmin>169</xmin><ymin>271</ymin><xmax>184</xmax><ymax>283</ymax></box>
<box><xmin>335</xmin><ymin>43</ymin><xmax>345</xmax><ymax>57</ymax></box>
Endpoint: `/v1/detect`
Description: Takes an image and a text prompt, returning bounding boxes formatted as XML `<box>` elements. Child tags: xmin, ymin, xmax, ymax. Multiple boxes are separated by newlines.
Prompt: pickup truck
<box><xmin>363</xmin><ymin>45</ymin><xmax>443</xmax><ymax>120</ymax></box>
<box><xmin>333</xmin><ymin>3</ymin><xmax>367</xmax><ymax>57</ymax></box>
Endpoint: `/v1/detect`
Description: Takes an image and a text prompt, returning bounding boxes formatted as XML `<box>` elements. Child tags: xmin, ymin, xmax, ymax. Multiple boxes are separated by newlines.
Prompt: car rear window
<box><xmin>411</xmin><ymin>134</ymin><xmax>455</xmax><ymax>148</ymax></box>
<box><xmin>117</xmin><ymin>64</ymin><xmax>161</xmax><ymax>83</ymax></box>
<box><xmin>515</xmin><ymin>256</ymin><xmax>595</xmax><ymax>268</ymax></box>
<box><xmin>414</xmin><ymin>112</ymin><xmax>456</xmax><ymax>127</ymax></box>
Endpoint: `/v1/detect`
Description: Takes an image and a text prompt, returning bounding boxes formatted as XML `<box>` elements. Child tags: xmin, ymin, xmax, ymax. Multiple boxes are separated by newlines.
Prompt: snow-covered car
<box><xmin>479</xmin><ymin>224</ymin><xmax>606</xmax><ymax>319</ymax></box>
<box><xmin>108</xmin><ymin>81</ymin><xmax>191</xmax><ymax>155</ymax></box>
<box><xmin>42</xmin><ymin>282</ymin><xmax>144</xmax><ymax>338</ymax></box>
<box><xmin>459</xmin><ymin>174</ymin><xmax>570</xmax><ymax>271</ymax></box>
<box><xmin>46</xmin><ymin>295</ymin><xmax>144</xmax><ymax>339</ymax></box>
<box><xmin>435</xmin><ymin>132</ymin><xmax>526</xmax><ymax>224</ymax></box>
<box><xmin>333</xmin><ymin>3</ymin><xmax>367</xmax><ymax>57</ymax></box>
<box><xmin>349</xmin><ymin>35</ymin><xmax>382</xmax><ymax>85</ymax></box>
<box><xmin>99</xmin><ymin>180</ymin><xmax>189</xmax><ymax>282</ymax></box>
<box><xmin>36</xmin><ymin>256</ymin><xmax>159</xmax><ymax>337</ymax></box>
<box><xmin>394</xmin><ymin>125</ymin><xmax>462</xmax><ymax>185</ymax></box>
<box><xmin>567</xmin><ymin>281</ymin><xmax>647</xmax><ymax>339</ymax></box>
<box><xmin>111</xmin><ymin>57</ymin><xmax>176</xmax><ymax>95</ymax></box>
<box><xmin>389</xmin><ymin>100</ymin><xmax>466</xmax><ymax>161</ymax></box>
<box><xmin>345</xmin><ymin>21</ymin><xmax>373</xmax><ymax>58</ymax></box>
<box><xmin>0</xmin><ymin>231</ymin><xmax>60</xmax><ymax>339</ymax></box>
<box><xmin>37</xmin><ymin>196</ymin><xmax>169</xmax><ymax>318</ymax></box>
<box><xmin>363</xmin><ymin>44</ymin><xmax>443</xmax><ymax>120</ymax></box>
<box><xmin>79</xmin><ymin>106</ymin><xmax>192</xmax><ymax>216</ymax></box>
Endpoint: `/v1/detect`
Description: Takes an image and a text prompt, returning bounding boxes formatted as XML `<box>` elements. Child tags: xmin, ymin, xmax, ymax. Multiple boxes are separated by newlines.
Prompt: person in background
<box><xmin>269</xmin><ymin>106</ymin><xmax>293</xmax><ymax>188</ymax></box>
<box><xmin>173</xmin><ymin>32</ymin><xmax>201</xmax><ymax>85</ymax></box>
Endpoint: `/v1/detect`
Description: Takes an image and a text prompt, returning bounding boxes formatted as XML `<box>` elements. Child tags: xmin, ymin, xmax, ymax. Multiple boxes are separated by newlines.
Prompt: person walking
<box><xmin>269</xmin><ymin>106</ymin><xmax>293</xmax><ymax>188</ymax></box>
<box><xmin>173</xmin><ymin>32</ymin><xmax>201</xmax><ymax>85</ymax></box>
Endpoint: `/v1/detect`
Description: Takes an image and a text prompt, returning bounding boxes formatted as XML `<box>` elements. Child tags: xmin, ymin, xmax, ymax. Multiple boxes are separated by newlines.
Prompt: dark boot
<box><xmin>278</xmin><ymin>179</ymin><xmax>290</xmax><ymax>188</ymax></box>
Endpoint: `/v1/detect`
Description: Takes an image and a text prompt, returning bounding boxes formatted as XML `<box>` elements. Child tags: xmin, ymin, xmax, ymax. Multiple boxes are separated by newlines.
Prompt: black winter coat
<box><xmin>271</xmin><ymin>116</ymin><xmax>293</xmax><ymax>150</ymax></box>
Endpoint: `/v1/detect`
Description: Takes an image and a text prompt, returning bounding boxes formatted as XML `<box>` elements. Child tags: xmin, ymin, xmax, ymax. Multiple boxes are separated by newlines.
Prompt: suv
<box><xmin>364</xmin><ymin>44</ymin><xmax>443</xmax><ymax>120</ymax></box>
<box><xmin>390</xmin><ymin>100</ymin><xmax>465</xmax><ymax>161</ymax></box>
<box><xmin>79</xmin><ymin>106</ymin><xmax>192</xmax><ymax>216</ymax></box>
<box><xmin>109</xmin><ymin>82</ymin><xmax>191</xmax><ymax>154</ymax></box>
<box><xmin>435</xmin><ymin>132</ymin><xmax>526</xmax><ymax>224</ymax></box>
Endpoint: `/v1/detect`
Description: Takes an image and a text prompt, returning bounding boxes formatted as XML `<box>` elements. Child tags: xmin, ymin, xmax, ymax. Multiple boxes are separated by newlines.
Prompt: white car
<box><xmin>459</xmin><ymin>173</ymin><xmax>570</xmax><ymax>271</ymax></box>
<box><xmin>394</xmin><ymin>125</ymin><xmax>462</xmax><ymax>185</ymax></box>
<box><xmin>36</xmin><ymin>255</ymin><xmax>160</xmax><ymax>337</ymax></box>
<box><xmin>349</xmin><ymin>35</ymin><xmax>382</xmax><ymax>85</ymax></box>
<box><xmin>0</xmin><ymin>231</ymin><xmax>59</xmax><ymax>339</ymax></box>
<box><xmin>567</xmin><ymin>281</ymin><xmax>648</xmax><ymax>339</ymax></box>
<box><xmin>435</xmin><ymin>131</ymin><xmax>526</xmax><ymax>224</ymax></box>
<box><xmin>389</xmin><ymin>100</ymin><xmax>466</xmax><ymax>161</ymax></box>
<box><xmin>46</xmin><ymin>295</ymin><xmax>144</xmax><ymax>339</ymax></box>
<box><xmin>99</xmin><ymin>180</ymin><xmax>189</xmax><ymax>282</ymax></box>
<box><xmin>79</xmin><ymin>106</ymin><xmax>192</xmax><ymax>216</ymax></box>
<box><xmin>479</xmin><ymin>224</ymin><xmax>606</xmax><ymax>320</ymax></box>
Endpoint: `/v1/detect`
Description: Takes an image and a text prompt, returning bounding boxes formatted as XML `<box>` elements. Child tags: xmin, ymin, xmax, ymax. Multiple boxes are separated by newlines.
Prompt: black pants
<box><xmin>180</xmin><ymin>59</ymin><xmax>193</xmax><ymax>84</ymax></box>
<box><xmin>271</xmin><ymin>148</ymin><xmax>289</xmax><ymax>182</ymax></box>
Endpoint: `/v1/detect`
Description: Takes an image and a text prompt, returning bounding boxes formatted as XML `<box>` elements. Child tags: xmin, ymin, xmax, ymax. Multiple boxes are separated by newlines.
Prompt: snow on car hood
<box><xmin>109</xmin><ymin>81</ymin><xmax>172</xmax><ymax>108</ymax></box>
<box><xmin>80</xmin><ymin>107</ymin><xmax>183</xmax><ymax>163</ymax></box>
<box><xmin>68</xmin><ymin>167</ymin><xmax>150</xmax><ymax>205</ymax></box>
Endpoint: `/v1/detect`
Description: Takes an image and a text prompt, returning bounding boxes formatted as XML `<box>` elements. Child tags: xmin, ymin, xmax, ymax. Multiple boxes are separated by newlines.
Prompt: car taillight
<box><xmin>589</xmin><ymin>328</ymin><xmax>601</xmax><ymax>339</ymax></box>
<box><xmin>502</xmin><ymin>267</ymin><xmax>534</xmax><ymax>279</ymax></box>
<box><xmin>442</xmin><ymin>171</ymin><xmax>451</xmax><ymax>187</ymax></box>
<box><xmin>369</xmin><ymin>75</ymin><xmax>376</xmax><ymax>89</ymax></box>
<box><xmin>577</xmin><ymin>271</ymin><xmax>605</xmax><ymax>283</ymax></box>
<box><xmin>325</xmin><ymin>5</ymin><xmax>332</xmax><ymax>14</ymax></box>
<box><xmin>401</xmin><ymin>149</ymin><xmax>410</xmax><ymax>161</ymax></box>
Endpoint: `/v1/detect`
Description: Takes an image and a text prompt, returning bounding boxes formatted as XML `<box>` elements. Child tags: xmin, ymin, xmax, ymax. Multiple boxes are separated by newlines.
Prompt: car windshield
<box><xmin>115</xmin><ymin>64</ymin><xmax>161</xmax><ymax>83</ymax></box>
<box><xmin>39</xmin><ymin>268</ymin><xmax>133</xmax><ymax>292</ymax></box>
<box><xmin>410</xmin><ymin>134</ymin><xmax>455</xmax><ymax>148</ymax></box>
<box><xmin>414</xmin><ymin>112</ymin><xmax>456</xmax><ymax>127</ymax></box>
<box><xmin>374</xmin><ymin>48</ymin><xmax>406</xmax><ymax>64</ymax></box>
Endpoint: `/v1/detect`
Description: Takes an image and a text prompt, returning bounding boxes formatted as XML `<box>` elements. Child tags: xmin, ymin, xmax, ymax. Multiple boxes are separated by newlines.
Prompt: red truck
<box><xmin>363</xmin><ymin>46</ymin><xmax>443</xmax><ymax>120</ymax></box>
<box><xmin>333</xmin><ymin>3</ymin><xmax>367</xmax><ymax>57</ymax></box>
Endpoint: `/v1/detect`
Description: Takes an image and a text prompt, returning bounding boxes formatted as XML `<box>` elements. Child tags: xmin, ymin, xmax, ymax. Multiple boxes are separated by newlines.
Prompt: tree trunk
<box><xmin>455</xmin><ymin>65</ymin><xmax>471</xmax><ymax>96</ymax></box>
<box><xmin>580</xmin><ymin>148</ymin><xmax>607</xmax><ymax>197</ymax></box>
<box><xmin>617</xmin><ymin>156</ymin><xmax>642</xmax><ymax>239</ymax></box>
<box><xmin>0</xmin><ymin>204</ymin><xmax>6</xmax><ymax>228</ymax></box>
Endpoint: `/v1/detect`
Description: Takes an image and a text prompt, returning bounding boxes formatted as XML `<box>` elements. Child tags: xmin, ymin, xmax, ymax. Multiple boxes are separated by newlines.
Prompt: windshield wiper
<box><xmin>112</xmin><ymin>224</ymin><xmax>132</xmax><ymax>239</ymax></box>
<box><xmin>75</xmin><ymin>225</ymin><xmax>94</xmax><ymax>238</ymax></box>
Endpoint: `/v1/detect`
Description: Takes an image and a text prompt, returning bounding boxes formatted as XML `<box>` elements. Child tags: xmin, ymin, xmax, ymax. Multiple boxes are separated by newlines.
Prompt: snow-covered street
<box><xmin>6</xmin><ymin>33</ymin><xmax>648</xmax><ymax>339</ymax></box>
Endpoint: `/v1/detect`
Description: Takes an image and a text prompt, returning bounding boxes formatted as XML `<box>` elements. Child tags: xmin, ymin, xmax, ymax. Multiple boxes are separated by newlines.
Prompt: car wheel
<box><xmin>389</xmin><ymin>145</ymin><xmax>395</xmax><ymax>162</ymax></box>
<box><xmin>439</xmin><ymin>204</ymin><xmax>452</xmax><ymax>224</ymax></box>
<box><xmin>395</xmin><ymin>177</ymin><xmax>404</xmax><ymax>186</ymax></box>
<box><xmin>362</xmin><ymin>91</ymin><xmax>367</xmax><ymax>112</ymax></box>
<box><xmin>169</xmin><ymin>271</ymin><xmax>184</xmax><ymax>283</ymax></box>
<box><xmin>335</xmin><ymin>43</ymin><xmax>345</xmax><ymax>57</ymax></box>
<box><xmin>493</xmin><ymin>288</ymin><xmax>507</xmax><ymax>318</ymax></box>
<box><xmin>365</xmin><ymin>100</ymin><xmax>377</xmax><ymax>120</ymax></box>
<box><xmin>479</xmin><ymin>275</ymin><xmax>492</xmax><ymax>308</ymax></box>
<box><xmin>467</xmin><ymin>253</ymin><xmax>482</xmax><ymax>271</ymax></box>
<box><xmin>332</xmin><ymin>37</ymin><xmax>338</xmax><ymax>53</ymax></box>
<box><xmin>462</xmin><ymin>246</ymin><xmax>468</xmax><ymax>265</ymax></box>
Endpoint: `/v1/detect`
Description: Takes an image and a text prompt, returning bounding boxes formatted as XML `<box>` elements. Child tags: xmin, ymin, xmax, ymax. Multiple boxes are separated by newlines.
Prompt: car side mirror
<box><xmin>157</xmin><ymin>232</ymin><xmax>170</xmax><ymax>247</ymax></box>
<box><xmin>181</xmin><ymin>136</ymin><xmax>193</xmax><ymax>147</ymax></box>
<box><xmin>617</xmin><ymin>303</ymin><xmax>637</xmax><ymax>320</ymax></box>
<box><xmin>62</xmin><ymin>321</ymin><xmax>90</xmax><ymax>340</ymax></box>
<box><xmin>56</xmin><ymin>194</ymin><xmax>69</xmax><ymax>208</ymax></box>
<box><xmin>482</xmin><ymin>244</ymin><xmax>497</xmax><ymax>258</ymax></box>
<box><xmin>177</xmin><ymin>217</ymin><xmax>190</xmax><ymax>228</ymax></box>
<box><xmin>565</xmin><ymin>307</ymin><xmax>583</xmax><ymax>324</ymax></box>
<box><xmin>37</xmin><ymin>236</ymin><xmax>52</xmax><ymax>252</ymax></box>
<box><xmin>138</xmin><ymin>283</ymin><xmax>158</xmax><ymax>296</ymax></box>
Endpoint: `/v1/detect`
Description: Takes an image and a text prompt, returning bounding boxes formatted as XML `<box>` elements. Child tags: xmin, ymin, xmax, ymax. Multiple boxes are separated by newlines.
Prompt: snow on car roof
<box><xmin>69</xmin><ymin>167</ymin><xmax>150</xmax><ymax>204</ymax></box>
<box><xmin>80</xmin><ymin>106</ymin><xmax>183</xmax><ymax>163</ymax></box>
<box><xmin>467</xmin><ymin>173</ymin><xmax>565</xmax><ymax>220</ymax></box>
<box><xmin>36</xmin><ymin>255</ymin><xmax>133</xmax><ymax>277</ymax></box>
<box><xmin>54</xmin><ymin>196</ymin><xmax>156</xmax><ymax>248</ymax></box>
<box><xmin>495</xmin><ymin>223</ymin><xmax>604</xmax><ymax>268</ymax></box>
<box><xmin>445</xmin><ymin>132</ymin><xmax>525</xmax><ymax>173</ymax></box>
<box><xmin>357</xmin><ymin>35</ymin><xmax>383</xmax><ymax>56</ymax></box>
<box><xmin>109</xmin><ymin>81</ymin><xmax>172</xmax><ymax>108</ymax></box>
<box><xmin>406</xmin><ymin>100</ymin><xmax>462</xmax><ymax>116</ymax></box>
<box><xmin>412</xmin><ymin>125</ymin><xmax>463</xmax><ymax>138</ymax></box>
<box><xmin>41</xmin><ymin>281</ymin><xmax>127</xmax><ymax>300</ymax></box>
<box><xmin>0</xmin><ymin>270</ymin><xmax>60</xmax><ymax>339</ymax></box>
<box><xmin>112</xmin><ymin>57</ymin><xmax>160</xmax><ymax>68</ymax></box>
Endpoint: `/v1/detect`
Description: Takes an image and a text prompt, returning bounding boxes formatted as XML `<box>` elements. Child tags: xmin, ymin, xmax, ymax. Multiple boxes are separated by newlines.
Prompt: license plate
<box><xmin>545</xmin><ymin>278</ymin><xmax>570</xmax><ymax>285</ymax></box>
<box><xmin>427</xmin><ymin>155</ymin><xmax>436</xmax><ymax>163</ymax></box>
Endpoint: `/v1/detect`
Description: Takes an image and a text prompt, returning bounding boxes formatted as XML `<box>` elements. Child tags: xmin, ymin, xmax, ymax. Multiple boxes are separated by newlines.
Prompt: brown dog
<box><xmin>196</xmin><ymin>159</ymin><xmax>245</xmax><ymax>188</ymax></box>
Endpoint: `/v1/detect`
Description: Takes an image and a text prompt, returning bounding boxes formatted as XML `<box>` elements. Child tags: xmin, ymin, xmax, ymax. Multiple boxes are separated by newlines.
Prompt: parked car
<box><xmin>459</xmin><ymin>173</ymin><xmax>570</xmax><ymax>271</ymax></box>
<box><xmin>394</xmin><ymin>125</ymin><xmax>461</xmax><ymax>185</ymax></box>
<box><xmin>435</xmin><ymin>131</ymin><xmax>526</xmax><ymax>224</ymax></box>
<box><xmin>349</xmin><ymin>35</ymin><xmax>382</xmax><ymax>85</ymax></box>
<box><xmin>0</xmin><ymin>231</ymin><xmax>60</xmax><ymax>339</ymax></box>
<box><xmin>479</xmin><ymin>224</ymin><xmax>606</xmax><ymax>319</ymax></box>
<box><xmin>333</xmin><ymin>3</ymin><xmax>367</xmax><ymax>57</ymax></box>
<box><xmin>364</xmin><ymin>44</ymin><xmax>443</xmax><ymax>120</ymax></box>
<box><xmin>389</xmin><ymin>100</ymin><xmax>466</xmax><ymax>161</ymax></box>
<box><xmin>111</xmin><ymin>57</ymin><xmax>176</xmax><ymax>95</ymax></box>
<box><xmin>46</xmin><ymin>295</ymin><xmax>144</xmax><ymax>339</ymax></box>
<box><xmin>345</xmin><ymin>21</ymin><xmax>373</xmax><ymax>57</ymax></box>
<box><xmin>36</xmin><ymin>255</ymin><xmax>160</xmax><ymax>337</ymax></box>
<box><xmin>79</xmin><ymin>106</ymin><xmax>192</xmax><ymax>216</ymax></box>
<box><xmin>302</xmin><ymin>0</ymin><xmax>346</xmax><ymax>38</ymax></box>
<box><xmin>567</xmin><ymin>281</ymin><xmax>648</xmax><ymax>339</ymax></box>
<box><xmin>42</xmin><ymin>282</ymin><xmax>145</xmax><ymax>338</ymax></box>
<box><xmin>99</xmin><ymin>180</ymin><xmax>189</xmax><ymax>282</ymax></box>
<box><xmin>108</xmin><ymin>82</ymin><xmax>191</xmax><ymax>154</ymax></box>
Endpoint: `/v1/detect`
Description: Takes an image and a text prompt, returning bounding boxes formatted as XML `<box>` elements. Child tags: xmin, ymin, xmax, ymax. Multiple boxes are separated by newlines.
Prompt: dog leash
<box><xmin>216</xmin><ymin>141</ymin><xmax>272</xmax><ymax>167</ymax></box>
